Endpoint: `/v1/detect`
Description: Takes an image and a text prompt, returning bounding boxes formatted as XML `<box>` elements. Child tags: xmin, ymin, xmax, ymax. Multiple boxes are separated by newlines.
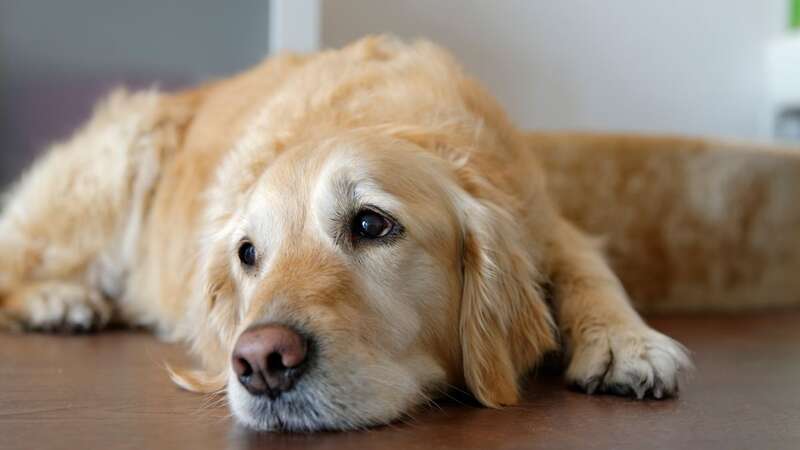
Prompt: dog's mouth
<box><xmin>227</xmin><ymin>325</ymin><xmax>339</xmax><ymax>431</ymax></box>
<box><xmin>225</xmin><ymin>324</ymin><xmax>439</xmax><ymax>431</ymax></box>
<box><xmin>225</xmin><ymin>354</ymin><xmax>434</xmax><ymax>432</ymax></box>
<box><xmin>238</xmin><ymin>386</ymin><xmax>328</xmax><ymax>431</ymax></box>
<box><xmin>227</xmin><ymin>368</ymin><xmax>388</xmax><ymax>432</ymax></box>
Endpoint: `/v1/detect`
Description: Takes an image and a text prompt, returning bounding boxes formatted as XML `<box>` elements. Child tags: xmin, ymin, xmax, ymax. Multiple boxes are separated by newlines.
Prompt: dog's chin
<box><xmin>228</xmin><ymin>380</ymin><xmax>344</xmax><ymax>432</ymax></box>
<box><xmin>227</xmin><ymin>370</ymin><xmax>418</xmax><ymax>432</ymax></box>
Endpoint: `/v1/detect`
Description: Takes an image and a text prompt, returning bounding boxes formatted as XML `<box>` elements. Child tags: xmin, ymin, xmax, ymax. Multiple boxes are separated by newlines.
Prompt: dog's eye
<box><xmin>238</xmin><ymin>242</ymin><xmax>257</xmax><ymax>267</ymax></box>
<box><xmin>352</xmin><ymin>209</ymin><xmax>393</xmax><ymax>239</ymax></box>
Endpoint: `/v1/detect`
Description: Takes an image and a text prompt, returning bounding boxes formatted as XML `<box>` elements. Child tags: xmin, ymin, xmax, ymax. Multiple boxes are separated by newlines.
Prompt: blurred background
<box><xmin>1</xmin><ymin>0</ymin><xmax>798</xmax><ymax>188</ymax></box>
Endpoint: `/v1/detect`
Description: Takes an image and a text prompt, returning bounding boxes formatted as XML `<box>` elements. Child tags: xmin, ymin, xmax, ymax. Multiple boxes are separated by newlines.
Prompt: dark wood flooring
<box><xmin>2</xmin><ymin>312</ymin><xmax>799</xmax><ymax>450</ymax></box>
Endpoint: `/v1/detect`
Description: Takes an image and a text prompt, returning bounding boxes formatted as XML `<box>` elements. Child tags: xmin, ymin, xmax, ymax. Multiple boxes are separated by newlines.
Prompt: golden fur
<box><xmin>531</xmin><ymin>132</ymin><xmax>800</xmax><ymax>312</ymax></box>
<box><xmin>3</xmin><ymin>36</ymin><xmax>792</xmax><ymax>430</ymax></box>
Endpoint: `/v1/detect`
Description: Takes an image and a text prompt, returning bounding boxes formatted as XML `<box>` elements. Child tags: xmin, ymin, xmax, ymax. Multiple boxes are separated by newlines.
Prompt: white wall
<box><xmin>323</xmin><ymin>0</ymin><xmax>787</xmax><ymax>140</ymax></box>
<box><xmin>270</xmin><ymin>0</ymin><xmax>320</xmax><ymax>53</ymax></box>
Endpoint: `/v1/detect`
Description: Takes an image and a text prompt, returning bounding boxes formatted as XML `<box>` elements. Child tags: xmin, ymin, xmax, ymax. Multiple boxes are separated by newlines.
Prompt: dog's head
<box><xmin>171</xmin><ymin>130</ymin><xmax>556</xmax><ymax>431</ymax></box>
<box><xmin>166</xmin><ymin>37</ymin><xmax>557</xmax><ymax>431</ymax></box>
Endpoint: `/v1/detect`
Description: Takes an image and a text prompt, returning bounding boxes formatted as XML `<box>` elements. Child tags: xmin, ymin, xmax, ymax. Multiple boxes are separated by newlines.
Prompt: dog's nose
<box><xmin>232</xmin><ymin>324</ymin><xmax>309</xmax><ymax>398</ymax></box>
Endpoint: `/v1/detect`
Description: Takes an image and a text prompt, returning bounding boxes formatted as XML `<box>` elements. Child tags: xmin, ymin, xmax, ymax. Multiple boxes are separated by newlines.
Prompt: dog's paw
<box><xmin>566</xmin><ymin>325</ymin><xmax>692</xmax><ymax>399</ymax></box>
<box><xmin>2</xmin><ymin>282</ymin><xmax>112</xmax><ymax>333</ymax></box>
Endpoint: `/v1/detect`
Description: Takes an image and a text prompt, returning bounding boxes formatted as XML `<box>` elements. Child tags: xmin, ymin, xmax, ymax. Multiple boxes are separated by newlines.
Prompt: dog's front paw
<box><xmin>2</xmin><ymin>282</ymin><xmax>112</xmax><ymax>333</ymax></box>
<box><xmin>566</xmin><ymin>325</ymin><xmax>691</xmax><ymax>399</ymax></box>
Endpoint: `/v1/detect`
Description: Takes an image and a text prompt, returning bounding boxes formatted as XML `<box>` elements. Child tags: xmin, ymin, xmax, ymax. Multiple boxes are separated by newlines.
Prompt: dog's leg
<box><xmin>0</xmin><ymin>90</ymin><xmax>170</xmax><ymax>333</ymax></box>
<box><xmin>0</xmin><ymin>281</ymin><xmax>112</xmax><ymax>332</ymax></box>
<box><xmin>548</xmin><ymin>221</ymin><xmax>692</xmax><ymax>399</ymax></box>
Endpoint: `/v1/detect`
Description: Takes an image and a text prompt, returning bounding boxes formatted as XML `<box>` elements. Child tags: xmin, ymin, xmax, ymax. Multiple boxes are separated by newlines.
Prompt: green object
<box><xmin>792</xmin><ymin>0</ymin><xmax>800</xmax><ymax>29</ymax></box>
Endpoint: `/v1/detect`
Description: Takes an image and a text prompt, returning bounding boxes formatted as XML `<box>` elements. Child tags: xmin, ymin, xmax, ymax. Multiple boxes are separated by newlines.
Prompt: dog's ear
<box><xmin>156</xmin><ymin>83</ymin><xmax>244</xmax><ymax>394</ymax></box>
<box><xmin>457</xmin><ymin>180</ymin><xmax>558</xmax><ymax>407</ymax></box>
<box><xmin>167</xmin><ymin>221</ymin><xmax>239</xmax><ymax>394</ymax></box>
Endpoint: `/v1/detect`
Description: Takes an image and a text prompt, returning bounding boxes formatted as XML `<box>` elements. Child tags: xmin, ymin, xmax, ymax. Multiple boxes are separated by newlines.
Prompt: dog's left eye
<box><xmin>352</xmin><ymin>209</ymin><xmax>393</xmax><ymax>239</ymax></box>
<box><xmin>238</xmin><ymin>242</ymin><xmax>257</xmax><ymax>267</ymax></box>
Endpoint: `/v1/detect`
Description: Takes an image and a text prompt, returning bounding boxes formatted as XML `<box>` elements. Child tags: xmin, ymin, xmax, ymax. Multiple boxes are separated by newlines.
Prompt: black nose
<box><xmin>232</xmin><ymin>324</ymin><xmax>309</xmax><ymax>398</ymax></box>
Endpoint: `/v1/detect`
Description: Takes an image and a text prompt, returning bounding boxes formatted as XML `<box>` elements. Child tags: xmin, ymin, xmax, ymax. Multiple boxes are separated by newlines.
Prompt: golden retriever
<box><xmin>12</xmin><ymin>35</ymin><xmax>784</xmax><ymax>431</ymax></box>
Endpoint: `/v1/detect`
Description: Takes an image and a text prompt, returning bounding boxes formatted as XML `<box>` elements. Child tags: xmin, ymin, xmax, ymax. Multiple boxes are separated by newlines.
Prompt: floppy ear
<box><xmin>167</xmin><ymin>215</ymin><xmax>241</xmax><ymax>394</ymax></box>
<box><xmin>458</xmin><ymin>187</ymin><xmax>558</xmax><ymax>407</ymax></box>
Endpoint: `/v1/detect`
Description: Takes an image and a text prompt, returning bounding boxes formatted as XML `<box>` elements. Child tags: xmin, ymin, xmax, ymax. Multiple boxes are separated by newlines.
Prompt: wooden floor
<box><xmin>1</xmin><ymin>311</ymin><xmax>799</xmax><ymax>450</ymax></box>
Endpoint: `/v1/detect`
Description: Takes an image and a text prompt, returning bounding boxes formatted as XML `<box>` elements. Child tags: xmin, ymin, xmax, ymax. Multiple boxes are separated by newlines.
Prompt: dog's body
<box><xmin>532</xmin><ymin>133</ymin><xmax>800</xmax><ymax>312</ymax></box>
<box><xmin>3</xmin><ymin>36</ymin><xmax>793</xmax><ymax>431</ymax></box>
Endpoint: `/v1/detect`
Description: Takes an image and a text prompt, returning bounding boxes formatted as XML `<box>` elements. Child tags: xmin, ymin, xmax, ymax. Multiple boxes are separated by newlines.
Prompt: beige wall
<box><xmin>323</xmin><ymin>0</ymin><xmax>786</xmax><ymax>140</ymax></box>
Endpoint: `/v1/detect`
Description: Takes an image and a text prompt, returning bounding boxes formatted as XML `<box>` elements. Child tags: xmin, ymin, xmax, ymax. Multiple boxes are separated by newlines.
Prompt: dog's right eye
<box><xmin>238</xmin><ymin>242</ymin><xmax>257</xmax><ymax>267</ymax></box>
<box><xmin>352</xmin><ymin>209</ymin><xmax>394</xmax><ymax>240</ymax></box>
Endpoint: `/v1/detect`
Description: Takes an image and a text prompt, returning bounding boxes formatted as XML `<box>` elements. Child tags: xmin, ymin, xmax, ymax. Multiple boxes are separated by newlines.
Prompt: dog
<box><xmin>0</xmin><ymin>36</ymin><xmax>696</xmax><ymax>431</ymax></box>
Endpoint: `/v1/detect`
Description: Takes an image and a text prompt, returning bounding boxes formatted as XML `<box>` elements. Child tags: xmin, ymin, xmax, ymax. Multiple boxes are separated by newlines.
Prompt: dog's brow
<box><xmin>332</xmin><ymin>176</ymin><xmax>359</xmax><ymax>203</ymax></box>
